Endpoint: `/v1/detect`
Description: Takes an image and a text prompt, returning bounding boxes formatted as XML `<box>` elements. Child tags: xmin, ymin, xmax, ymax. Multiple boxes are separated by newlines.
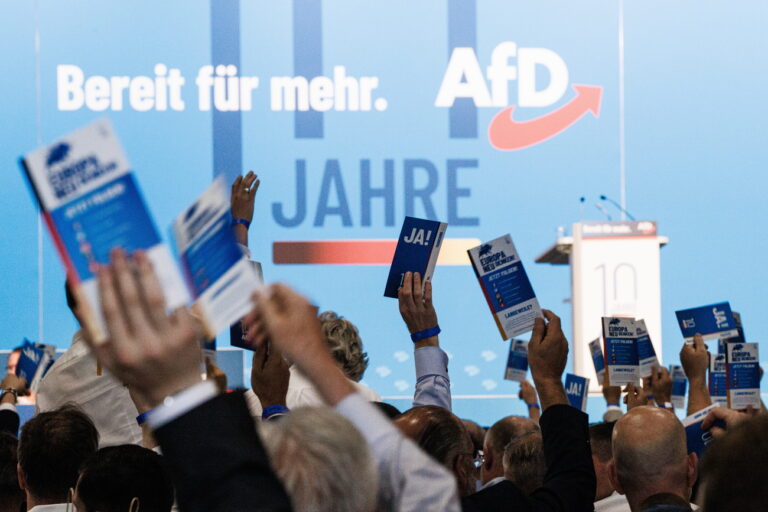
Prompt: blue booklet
<box><xmin>675</xmin><ymin>302</ymin><xmax>739</xmax><ymax>343</ymax></box>
<box><xmin>16</xmin><ymin>338</ymin><xmax>57</xmax><ymax>392</ymax></box>
<box><xmin>635</xmin><ymin>319</ymin><xmax>659</xmax><ymax>378</ymax></box>
<box><xmin>384</xmin><ymin>217</ymin><xmax>447</xmax><ymax>298</ymax></box>
<box><xmin>468</xmin><ymin>235</ymin><xmax>542</xmax><ymax>340</ymax></box>
<box><xmin>708</xmin><ymin>353</ymin><xmax>727</xmax><ymax>407</ymax></box>
<box><xmin>670</xmin><ymin>365</ymin><xmax>687</xmax><ymax>409</ymax></box>
<box><xmin>589</xmin><ymin>337</ymin><xmax>606</xmax><ymax>385</ymax></box>
<box><xmin>504</xmin><ymin>339</ymin><xmax>528</xmax><ymax>381</ymax></box>
<box><xmin>564</xmin><ymin>373</ymin><xmax>590</xmax><ymax>412</ymax></box>
<box><xmin>720</xmin><ymin>311</ymin><xmax>745</xmax><ymax>352</ymax></box>
<box><xmin>20</xmin><ymin>119</ymin><xmax>188</xmax><ymax>343</ymax></box>
<box><xmin>173</xmin><ymin>178</ymin><xmax>262</xmax><ymax>339</ymax></box>
<box><xmin>683</xmin><ymin>404</ymin><xmax>724</xmax><ymax>458</ymax></box>
<box><xmin>726</xmin><ymin>342</ymin><xmax>760</xmax><ymax>409</ymax></box>
<box><xmin>602</xmin><ymin>317</ymin><xmax>639</xmax><ymax>385</ymax></box>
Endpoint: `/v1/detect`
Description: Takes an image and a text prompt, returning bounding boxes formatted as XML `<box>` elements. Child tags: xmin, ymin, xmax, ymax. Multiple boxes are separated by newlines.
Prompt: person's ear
<box><xmin>607</xmin><ymin>460</ymin><xmax>624</xmax><ymax>495</ymax></box>
<box><xmin>483</xmin><ymin>446</ymin><xmax>494</xmax><ymax>471</ymax></box>
<box><xmin>687</xmin><ymin>452</ymin><xmax>698</xmax><ymax>488</ymax></box>
<box><xmin>17</xmin><ymin>463</ymin><xmax>26</xmax><ymax>492</ymax></box>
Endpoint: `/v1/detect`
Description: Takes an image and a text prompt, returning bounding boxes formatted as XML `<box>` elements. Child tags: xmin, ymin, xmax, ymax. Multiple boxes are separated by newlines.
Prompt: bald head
<box><xmin>611</xmin><ymin>406</ymin><xmax>696</xmax><ymax>510</ymax></box>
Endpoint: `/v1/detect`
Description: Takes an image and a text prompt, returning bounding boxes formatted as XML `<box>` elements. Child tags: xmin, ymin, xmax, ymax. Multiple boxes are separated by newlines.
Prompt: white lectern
<box><xmin>536</xmin><ymin>221</ymin><xmax>668</xmax><ymax>393</ymax></box>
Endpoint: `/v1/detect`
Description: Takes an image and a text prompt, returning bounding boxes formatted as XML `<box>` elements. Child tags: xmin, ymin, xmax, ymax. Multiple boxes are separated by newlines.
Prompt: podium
<box><xmin>536</xmin><ymin>221</ymin><xmax>668</xmax><ymax>393</ymax></box>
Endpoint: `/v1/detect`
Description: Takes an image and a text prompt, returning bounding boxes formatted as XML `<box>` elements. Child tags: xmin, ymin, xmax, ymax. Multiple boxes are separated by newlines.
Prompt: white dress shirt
<box><xmin>595</xmin><ymin>491</ymin><xmax>631</xmax><ymax>512</ymax></box>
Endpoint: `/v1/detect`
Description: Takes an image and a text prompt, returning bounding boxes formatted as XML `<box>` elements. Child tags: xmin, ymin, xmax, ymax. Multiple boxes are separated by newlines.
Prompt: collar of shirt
<box><xmin>479</xmin><ymin>476</ymin><xmax>506</xmax><ymax>491</ymax></box>
<box><xmin>28</xmin><ymin>504</ymin><xmax>72</xmax><ymax>512</ymax></box>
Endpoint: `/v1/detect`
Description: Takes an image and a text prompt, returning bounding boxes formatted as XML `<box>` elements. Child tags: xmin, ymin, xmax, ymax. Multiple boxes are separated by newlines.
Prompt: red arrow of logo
<box><xmin>488</xmin><ymin>84</ymin><xmax>602</xmax><ymax>151</ymax></box>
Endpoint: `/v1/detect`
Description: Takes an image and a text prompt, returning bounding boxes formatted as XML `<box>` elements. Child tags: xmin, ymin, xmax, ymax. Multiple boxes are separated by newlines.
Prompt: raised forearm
<box><xmin>687</xmin><ymin>376</ymin><xmax>712</xmax><ymax>416</ymax></box>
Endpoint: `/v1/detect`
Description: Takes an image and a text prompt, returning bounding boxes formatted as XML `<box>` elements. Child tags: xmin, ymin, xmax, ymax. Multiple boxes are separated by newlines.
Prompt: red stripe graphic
<box><xmin>273</xmin><ymin>240</ymin><xmax>397</xmax><ymax>265</ymax></box>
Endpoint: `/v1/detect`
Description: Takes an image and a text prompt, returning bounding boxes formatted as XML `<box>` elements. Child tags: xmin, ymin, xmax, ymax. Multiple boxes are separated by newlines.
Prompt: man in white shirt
<box><xmin>18</xmin><ymin>405</ymin><xmax>99</xmax><ymax>511</ymax></box>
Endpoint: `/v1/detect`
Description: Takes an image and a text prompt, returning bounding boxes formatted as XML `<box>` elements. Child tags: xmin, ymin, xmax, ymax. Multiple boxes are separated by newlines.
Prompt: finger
<box><xmin>253</xmin><ymin>342</ymin><xmax>267</xmax><ymax>370</ymax></box>
<box><xmin>134</xmin><ymin>251</ymin><xmax>169</xmax><ymax>331</ymax></box>
<box><xmin>693</xmin><ymin>333</ymin><xmax>705</xmax><ymax>352</ymax></box>
<box><xmin>541</xmin><ymin>309</ymin><xmax>561</xmax><ymax>334</ymax></box>
<box><xmin>243</xmin><ymin>172</ymin><xmax>257</xmax><ymax>190</ymax></box>
<box><xmin>529</xmin><ymin>317</ymin><xmax>546</xmax><ymax>345</ymax></box>
<box><xmin>111</xmin><ymin>249</ymin><xmax>147</xmax><ymax>336</ymax></box>
<box><xmin>97</xmin><ymin>263</ymin><xmax>130</xmax><ymax>349</ymax></box>
<box><xmin>423</xmin><ymin>278</ymin><xmax>433</xmax><ymax>306</ymax></box>
<box><xmin>661</xmin><ymin>366</ymin><xmax>670</xmax><ymax>380</ymax></box>
<box><xmin>232</xmin><ymin>175</ymin><xmax>243</xmax><ymax>195</ymax></box>
<box><xmin>701</xmin><ymin>407</ymin><xmax>728</xmax><ymax>430</ymax></box>
<box><xmin>398</xmin><ymin>272</ymin><xmax>415</xmax><ymax>309</ymax></box>
<box><xmin>412</xmin><ymin>272</ymin><xmax>423</xmax><ymax>304</ymax></box>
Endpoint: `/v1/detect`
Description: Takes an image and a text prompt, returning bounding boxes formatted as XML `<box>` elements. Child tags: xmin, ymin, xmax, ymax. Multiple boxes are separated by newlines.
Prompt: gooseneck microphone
<box><xmin>600</xmin><ymin>194</ymin><xmax>636</xmax><ymax>221</ymax></box>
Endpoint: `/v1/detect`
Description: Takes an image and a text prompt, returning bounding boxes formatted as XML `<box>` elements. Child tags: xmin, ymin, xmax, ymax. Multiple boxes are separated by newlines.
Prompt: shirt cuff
<box><xmin>606</xmin><ymin>405</ymin><xmax>622</xmax><ymax>412</ymax></box>
<box><xmin>414</xmin><ymin>346</ymin><xmax>449</xmax><ymax>379</ymax></box>
<box><xmin>145</xmin><ymin>380</ymin><xmax>218</xmax><ymax>430</ymax></box>
<box><xmin>335</xmin><ymin>393</ymin><xmax>393</xmax><ymax>445</ymax></box>
<box><xmin>0</xmin><ymin>403</ymin><xmax>17</xmax><ymax>413</ymax></box>
<box><xmin>237</xmin><ymin>243</ymin><xmax>252</xmax><ymax>259</ymax></box>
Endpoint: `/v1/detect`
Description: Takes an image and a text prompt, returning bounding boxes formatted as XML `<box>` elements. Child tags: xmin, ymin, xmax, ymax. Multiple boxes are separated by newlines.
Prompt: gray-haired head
<box><xmin>261</xmin><ymin>406</ymin><xmax>378</xmax><ymax>512</ymax></box>
<box><xmin>318</xmin><ymin>311</ymin><xmax>369</xmax><ymax>382</ymax></box>
<box><xmin>502</xmin><ymin>429</ymin><xmax>545</xmax><ymax>494</ymax></box>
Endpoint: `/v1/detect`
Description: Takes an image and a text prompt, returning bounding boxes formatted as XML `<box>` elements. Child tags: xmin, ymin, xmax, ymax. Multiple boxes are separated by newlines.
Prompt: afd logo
<box><xmin>46</xmin><ymin>143</ymin><xmax>70</xmax><ymax>167</ymax></box>
<box><xmin>435</xmin><ymin>42</ymin><xmax>602</xmax><ymax>151</ymax></box>
<box><xmin>479</xmin><ymin>244</ymin><xmax>493</xmax><ymax>256</ymax></box>
<box><xmin>609</xmin><ymin>318</ymin><xmax>621</xmax><ymax>325</ymax></box>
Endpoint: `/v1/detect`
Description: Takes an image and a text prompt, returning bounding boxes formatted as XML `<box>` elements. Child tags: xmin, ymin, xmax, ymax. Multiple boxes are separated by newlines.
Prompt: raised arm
<box><xmin>230</xmin><ymin>171</ymin><xmax>260</xmax><ymax>248</ymax></box>
<box><xmin>519</xmin><ymin>380</ymin><xmax>541</xmax><ymax>423</ymax></box>
<box><xmin>680</xmin><ymin>334</ymin><xmax>712</xmax><ymax>415</ymax></box>
<box><xmin>397</xmin><ymin>272</ymin><xmax>451</xmax><ymax>410</ymax></box>
<box><xmin>248</xmin><ymin>283</ymin><xmax>461</xmax><ymax>512</ymax></box>
<box><xmin>81</xmin><ymin>250</ymin><xmax>291</xmax><ymax>512</ymax></box>
<box><xmin>526</xmin><ymin>310</ymin><xmax>596</xmax><ymax>511</ymax></box>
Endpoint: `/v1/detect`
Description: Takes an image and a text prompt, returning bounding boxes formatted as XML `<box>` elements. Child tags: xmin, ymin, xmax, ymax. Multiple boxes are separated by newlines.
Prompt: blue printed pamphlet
<box><xmin>726</xmin><ymin>342</ymin><xmax>760</xmax><ymax>409</ymax></box>
<box><xmin>708</xmin><ymin>353</ymin><xmax>727</xmax><ymax>407</ymax></box>
<box><xmin>635</xmin><ymin>319</ymin><xmax>659</xmax><ymax>378</ymax></box>
<box><xmin>173</xmin><ymin>178</ymin><xmax>262</xmax><ymax>339</ymax></box>
<box><xmin>675</xmin><ymin>302</ymin><xmax>739</xmax><ymax>343</ymax></box>
<box><xmin>15</xmin><ymin>338</ymin><xmax>56</xmax><ymax>392</ymax></box>
<box><xmin>564</xmin><ymin>373</ymin><xmax>590</xmax><ymax>412</ymax></box>
<box><xmin>384</xmin><ymin>217</ymin><xmax>447</xmax><ymax>298</ymax></box>
<box><xmin>20</xmin><ymin>119</ymin><xmax>188</xmax><ymax>343</ymax></box>
<box><xmin>589</xmin><ymin>337</ymin><xmax>606</xmax><ymax>385</ymax></box>
<box><xmin>504</xmin><ymin>339</ymin><xmax>528</xmax><ymax>381</ymax></box>
<box><xmin>468</xmin><ymin>235</ymin><xmax>542</xmax><ymax>340</ymax></box>
<box><xmin>670</xmin><ymin>365</ymin><xmax>687</xmax><ymax>410</ymax></box>
<box><xmin>602</xmin><ymin>317</ymin><xmax>639</xmax><ymax>385</ymax></box>
<box><xmin>682</xmin><ymin>404</ymin><xmax>722</xmax><ymax>458</ymax></box>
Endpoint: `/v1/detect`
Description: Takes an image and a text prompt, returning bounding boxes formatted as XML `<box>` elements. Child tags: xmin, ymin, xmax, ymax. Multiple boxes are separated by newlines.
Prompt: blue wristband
<box><xmin>607</xmin><ymin>403</ymin><xmax>620</xmax><ymax>407</ymax></box>
<box><xmin>410</xmin><ymin>325</ymin><xmax>441</xmax><ymax>342</ymax></box>
<box><xmin>527</xmin><ymin>402</ymin><xmax>540</xmax><ymax>409</ymax></box>
<box><xmin>262</xmin><ymin>404</ymin><xmax>290</xmax><ymax>420</ymax></box>
<box><xmin>136</xmin><ymin>409</ymin><xmax>154</xmax><ymax>426</ymax></box>
<box><xmin>232</xmin><ymin>218</ymin><xmax>251</xmax><ymax>230</ymax></box>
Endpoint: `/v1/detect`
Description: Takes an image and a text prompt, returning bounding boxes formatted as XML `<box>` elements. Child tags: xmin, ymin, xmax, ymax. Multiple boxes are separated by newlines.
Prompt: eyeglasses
<box><xmin>472</xmin><ymin>450</ymin><xmax>485</xmax><ymax>468</ymax></box>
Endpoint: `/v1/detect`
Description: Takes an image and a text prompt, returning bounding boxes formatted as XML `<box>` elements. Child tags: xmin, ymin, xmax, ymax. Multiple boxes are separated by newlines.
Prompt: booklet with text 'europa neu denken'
<box><xmin>468</xmin><ymin>235</ymin><xmax>541</xmax><ymax>340</ymax></box>
<box><xmin>602</xmin><ymin>317</ymin><xmax>639</xmax><ymax>386</ymax></box>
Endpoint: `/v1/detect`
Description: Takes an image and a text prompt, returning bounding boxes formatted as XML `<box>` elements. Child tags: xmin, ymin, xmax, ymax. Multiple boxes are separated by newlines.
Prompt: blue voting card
<box><xmin>469</xmin><ymin>235</ymin><xmax>542</xmax><ymax>340</ymax></box>
<box><xmin>15</xmin><ymin>338</ymin><xmax>56</xmax><ymax>392</ymax></box>
<box><xmin>635</xmin><ymin>319</ymin><xmax>659</xmax><ymax>378</ymax></box>
<box><xmin>602</xmin><ymin>317</ymin><xmax>639</xmax><ymax>385</ymax></box>
<box><xmin>708</xmin><ymin>353</ymin><xmax>727</xmax><ymax>407</ymax></box>
<box><xmin>589</xmin><ymin>337</ymin><xmax>606</xmax><ymax>384</ymax></box>
<box><xmin>726</xmin><ymin>342</ymin><xmax>760</xmax><ymax>409</ymax></box>
<box><xmin>384</xmin><ymin>217</ymin><xmax>447</xmax><ymax>298</ymax></box>
<box><xmin>683</xmin><ymin>405</ymin><xmax>725</xmax><ymax>458</ymax></box>
<box><xmin>675</xmin><ymin>302</ymin><xmax>739</xmax><ymax>342</ymax></box>
<box><xmin>504</xmin><ymin>339</ymin><xmax>528</xmax><ymax>381</ymax></box>
<box><xmin>670</xmin><ymin>365</ymin><xmax>687</xmax><ymax>409</ymax></box>
<box><xmin>564</xmin><ymin>373</ymin><xmax>590</xmax><ymax>412</ymax></box>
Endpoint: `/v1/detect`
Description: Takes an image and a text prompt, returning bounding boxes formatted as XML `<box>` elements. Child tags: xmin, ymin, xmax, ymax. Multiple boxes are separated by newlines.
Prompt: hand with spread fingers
<box><xmin>231</xmin><ymin>171</ymin><xmax>260</xmax><ymax>245</ymax></box>
<box><xmin>82</xmin><ymin>249</ymin><xmax>204</xmax><ymax>409</ymax></box>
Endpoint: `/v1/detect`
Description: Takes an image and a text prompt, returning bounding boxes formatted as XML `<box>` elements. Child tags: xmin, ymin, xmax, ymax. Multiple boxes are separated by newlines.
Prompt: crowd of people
<box><xmin>0</xmin><ymin>172</ymin><xmax>765</xmax><ymax>512</ymax></box>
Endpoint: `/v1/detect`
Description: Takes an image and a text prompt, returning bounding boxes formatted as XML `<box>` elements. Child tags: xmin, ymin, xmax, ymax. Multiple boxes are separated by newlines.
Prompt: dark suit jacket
<box><xmin>462</xmin><ymin>404</ymin><xmax>595</xmax><ymax>512</ymax></box>
<box><xmin>0</xmin><ymin>408</ymin><xmax>19</xmax><ymax>437</ymax></box>
<box><xmin>154</xmin><ymin>391</ymin><xmax>292</xmax><ymax>512</ymax></box>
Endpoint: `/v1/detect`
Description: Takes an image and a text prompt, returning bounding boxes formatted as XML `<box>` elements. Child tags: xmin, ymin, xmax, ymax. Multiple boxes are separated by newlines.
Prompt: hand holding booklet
<box><xmin>21</xmin><ymin>119</ymin><xmax>261</xmax><ymax>343</ymax></box>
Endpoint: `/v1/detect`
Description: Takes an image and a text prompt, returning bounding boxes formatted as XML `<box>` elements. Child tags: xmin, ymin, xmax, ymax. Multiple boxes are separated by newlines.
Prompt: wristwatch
<box><xmin>1</xmin><ymin>388</ymin><xmax>18</xmax><ymax>401</ymax></box>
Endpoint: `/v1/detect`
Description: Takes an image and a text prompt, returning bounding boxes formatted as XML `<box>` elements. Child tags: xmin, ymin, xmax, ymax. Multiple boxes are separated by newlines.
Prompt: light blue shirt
<box><xmin>413</xmin><ymin>346</ymin><xmax>451</xmax><ymax>410</ymax></box>
<box><xmin>336</xmin><ymin>393</ymin><xmax>460</xmax><ymax>512</ymax></box>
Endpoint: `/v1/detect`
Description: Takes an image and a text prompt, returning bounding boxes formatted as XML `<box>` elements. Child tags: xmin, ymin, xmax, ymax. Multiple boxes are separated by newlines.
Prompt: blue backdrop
<box><xmin>1</xmin><ymin>0</ymin><xmax>765</xmax><ymax>424</ymax></box>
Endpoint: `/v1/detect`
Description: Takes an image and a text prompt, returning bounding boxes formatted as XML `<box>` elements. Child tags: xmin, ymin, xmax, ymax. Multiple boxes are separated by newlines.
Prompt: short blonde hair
<box><xmin>318</xmin><ymin>311</ymin><xmax>369</xmax><ymax>382</ymax></box>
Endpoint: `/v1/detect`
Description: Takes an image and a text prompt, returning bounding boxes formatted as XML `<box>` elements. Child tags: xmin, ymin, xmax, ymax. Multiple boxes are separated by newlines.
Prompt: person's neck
<box><xmin>27</xmin><ymin>491</ymin><xmax>67</xmax><ymax>510</ymax></box>
<box><xmin>630</xmin><ymin>489</ymin><xmax>689</xmax><ymax>512</ymax></box>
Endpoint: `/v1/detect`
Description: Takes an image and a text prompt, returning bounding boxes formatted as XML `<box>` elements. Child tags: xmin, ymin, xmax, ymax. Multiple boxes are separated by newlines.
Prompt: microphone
<box><xmin>600</xmin><ymin>195</ymin><xmax>636</xmax><ymax>221</ymax></box>
<box><xmin>594</xmin><ymin>202</ymin><xmax>612</xmax><ymax>220</ymax></box>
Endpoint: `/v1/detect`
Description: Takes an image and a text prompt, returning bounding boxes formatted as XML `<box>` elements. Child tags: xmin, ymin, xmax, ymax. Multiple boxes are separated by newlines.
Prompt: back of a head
<box><xmin>700</xmin><ymin>413</ymin><xmax>768</xmax><ymax>511</ymax></box>
<box><xmin>396</xmin><ymin>406</ymin><xmax>472</xmax><ymax>468</ymax></box>
<box><xmin>261</xmin><ymin>406</ymin><xmax>377</xmax><ymax>512</ymax></box>
<box><xmin>0</xmin><ymin>433</ymin><xmax>23</xmax><ymax>512</ymax></box>
<box><xmin>19</xmin><ymin>405</ymin><xmax>99</xmax><ymax>503</ymax></box>
<box><xmin>612</xmin><ymin>407</ymin><xmax>688</xmax><ymax>498</ymax></box>
<box><xmin>486</xmin><ymin>416</ymin><xmax>539</xmax><ymax>460</ymax></box>
<box><xmin>503</xmin><ymin>431</ymin><xmax>545</xmax><ymax>495</ymax></box>
<box><xmin>589</xmin><ymin>421</ymin><xmax>616</xmax><ymax>463</ymax></box>
<box><xmin>318</xmin><ymin>311</ymin><xmax>369</xmax><ymax>382</ymax></box>
<box><xmin>75</xmin><ymin>444</ymin><xmax>174</xmax><ymax>512</ymax></box>
<box><xmin>462</xmin><ymin>419</ymin><xmax>485</xmax><ymax>456</ymax></box>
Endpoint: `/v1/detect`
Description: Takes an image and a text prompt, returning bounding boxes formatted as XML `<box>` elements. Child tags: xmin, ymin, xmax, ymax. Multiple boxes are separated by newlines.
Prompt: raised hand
<box><xmin>230</xmin><ymin>171</ymin><xmax>260</xmax><ymax>245</ymax></box>
<box><xmin>82</xmin><ymin>249</ymin><xmax>204</xmax><ymax>408</ymax></box>
<box><xmin>527</xmin><ymin>310</ymin><xmax>569</xmax><ymax>410</ymax></box>
<box><xmin>680</xmin><ymin>334</ymin><xmax>709</xmax><ymax>381</ymax></box>
<box><xmin>250</xmin><ymin>343</ymin><xmax>290</xmax><ymax>409</ymax></box>
<box><xmin>649</xmin><ymin>365</ymin><xmax>672</xmax><ymax>406</ymax></box>
<box><xmin>397</xmin><ymin>272</ymin><xmax>439</xmax><ymax>347</ymax></box>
